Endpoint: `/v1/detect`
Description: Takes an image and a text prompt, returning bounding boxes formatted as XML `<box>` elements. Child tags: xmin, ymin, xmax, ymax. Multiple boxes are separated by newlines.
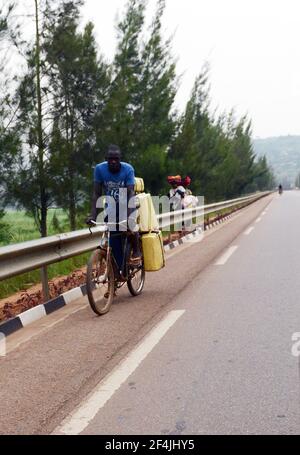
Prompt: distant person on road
<box><xmin>167</xmin><ymin>175</ymin><xmax>186</xmax><ymax>241</ymax></box>
<box><xmin>167</xmin><ymin>175</ymin><xmax>198</xmax><ymax>234</ymax></box>
<box><xmin>278</xmin><ymin>184</ymin><xmax>283</xmax><ymax>195</ymax></box>
<box><xmin>167</xmin><ymin>175</ymin><xmax>186</xmax><ymax>211</ymax></box>
<box><xmin>181</xmin><ymin>176</ymin><xmax>199</xmax><ymax>210</ymax></box>
<box><xmin>181</xmin><ymin>176</ymin><xmax>193</xmax><ymax>196</ymax></box>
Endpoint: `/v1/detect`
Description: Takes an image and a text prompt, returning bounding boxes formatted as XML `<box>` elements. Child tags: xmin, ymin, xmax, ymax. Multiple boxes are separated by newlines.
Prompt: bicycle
<box><xmin>86</xmin><ymin>220</ymin><xmax>145</xmax><ymax>316</ymax></box>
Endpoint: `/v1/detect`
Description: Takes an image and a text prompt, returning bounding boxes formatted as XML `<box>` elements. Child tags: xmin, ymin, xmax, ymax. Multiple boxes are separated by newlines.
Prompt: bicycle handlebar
<box><xmin>89</xmin><ymin>220</ymin><xmax>128</xmax><ymax>228</ymax></box>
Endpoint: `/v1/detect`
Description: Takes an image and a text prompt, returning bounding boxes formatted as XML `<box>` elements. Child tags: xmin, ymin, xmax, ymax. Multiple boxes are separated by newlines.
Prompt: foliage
<box><xmin>0</xmin><ymin>0</ymin><xmax>275</xmax><ymax>244</ymax></box>
<box><xmin>44</xmin><ymin>0</ymin><xmax>110</xmax><ymax>229</ymax></box>
<box><xmin>0</xmin><ymin>209</ymin><xmax>11</xmax><ymax>243</ymax></box>
<box><xmin>101</xmin><ymin>0</ymin><xmax>145</xmax><ymax>162</ymax></box>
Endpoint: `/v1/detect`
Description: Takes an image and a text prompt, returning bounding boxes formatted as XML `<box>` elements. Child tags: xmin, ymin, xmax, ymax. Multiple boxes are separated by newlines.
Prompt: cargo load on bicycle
<box><xmin>134</xmin><ymin>178</ymin><xmax>165</xmax><ymax>272</ymax></box>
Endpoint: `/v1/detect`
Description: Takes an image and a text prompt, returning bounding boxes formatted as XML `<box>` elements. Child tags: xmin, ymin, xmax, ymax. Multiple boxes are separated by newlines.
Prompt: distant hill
<box><xmin>253</xmin><ymin>136</ymin><xmax>300</xmax><ymax>186</ymax></box>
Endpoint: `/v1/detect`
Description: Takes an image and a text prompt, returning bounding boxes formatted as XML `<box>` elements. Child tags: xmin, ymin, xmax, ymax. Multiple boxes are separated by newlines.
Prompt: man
<box><xmin>167</xmin><ymin>175</ymin><xmax>186</xmax><ymax>211</ymax></box>
<box><xmin>166</xmin><ymin>175</ymin><xmax>186</xmax><ymax>240</ymax></box>
<box><xmin>167</xmin><ymin>175</ymin><xmax>197</xmax><ymax>233</ymax></box>
<box><xmin>87</xmin><ymin>145</ymin><xmax>141</xmax><ymax>272</ymax></box>
<box><xmin>181</xmin><ymin>176</ymin><xmax>192</xmax><ymax>196</ymax></box>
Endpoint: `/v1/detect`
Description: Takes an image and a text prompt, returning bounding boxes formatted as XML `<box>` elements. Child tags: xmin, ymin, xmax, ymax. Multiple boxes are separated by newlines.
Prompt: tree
<box><xmin>0</xmin><ymin>1</ymin><xmax>22</xmax><ymax>124</ymax></box>
<box><xmin>0</xmin><ymin>209</ymin><xmax>11</xmax><ymax>244</ymax></box>
<box><xmin>102</xmin><ymin>0</ymin><xmax>145</xmax><ymax>161</ymax></box>
<box><xmin>6</xmin><ymin>0</ymin><xmax>54</xmax><ymax>237</ymax></box>
<box><xmin>228</xmin><ymin>115</ymin><xmax>256</xmax><ymax>196</ymax></box>
<box><xmin>139</xmin><ymin>0</ymin><xmax>177</xmax><ymax>147</ymax></box>
<box><xmin>136</xmin><ymin>144</ymin><xmax>168</xmax><ymax>194</ymax></box>
<box><xmin>0</xmin><ymin>1</ymin><xmax>20</xmax><ymax>50</ymax></box>
<box><xmin>133</xmin><ymin>0</ymin><xmax>177</xmax><ymax>193</ymax></box>
<box><xmin>44</xmin><ymin>0</ymin><xmax>110</xmax><ymax>229</ymax></box>
<box><xmin>169</xmin><ymin>66</ymin><xmax>268</xmax><ymax>201</ymax></box>
<box><xmin>0</xmin><ymin>1</ymin><xmax>21</xmax><ymax>208</ymax></box>
<box><xmin>170</xmin><ymin>66</ymin><xmax>222</xmax><ymax>199</ymax></box>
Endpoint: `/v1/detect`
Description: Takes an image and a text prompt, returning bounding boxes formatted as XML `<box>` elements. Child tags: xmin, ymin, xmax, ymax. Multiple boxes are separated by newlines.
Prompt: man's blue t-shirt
<box><xmin>94</xmin><ymin>162</ymin><xmax>135</xmax><ymax>198</ymax></box>
<box><xmin>94</xmin><ymin>162</ymin><xmax>135</xmax><ymax>223</ymax></box>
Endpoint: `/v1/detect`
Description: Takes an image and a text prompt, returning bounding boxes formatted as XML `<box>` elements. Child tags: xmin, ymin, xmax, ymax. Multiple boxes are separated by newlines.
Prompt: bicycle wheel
<box><xmin>86</xmin><ymin>249</ymin><xmax>115</xmax><ymax>315</ymax></box>
<box><xmin>127</xmin><ymin>246</ymin><xmax>146</xmax><ymax>297</ymax></box>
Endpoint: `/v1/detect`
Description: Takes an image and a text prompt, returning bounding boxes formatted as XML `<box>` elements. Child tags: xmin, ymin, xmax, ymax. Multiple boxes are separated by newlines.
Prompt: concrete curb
<box><xmin>0</xmin><ymin>211</ymin><xmax>234</xmax><ymax>339</ymax></box>
<box><xmin>164</xmin><ymin>226</ymin><xmax>203</xmax><ymax>251</ymax></box>
<box><xmin>0</xmin><ymin>285</ymin><xmax>87</xmax><ymax>338</ymax></box>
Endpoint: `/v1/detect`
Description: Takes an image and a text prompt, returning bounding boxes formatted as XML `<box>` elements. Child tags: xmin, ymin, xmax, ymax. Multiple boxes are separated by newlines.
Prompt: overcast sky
<box><xmin>82</xmin><ymin>0</ymin><xmax>300</xmax><ymax>139</ymax></box>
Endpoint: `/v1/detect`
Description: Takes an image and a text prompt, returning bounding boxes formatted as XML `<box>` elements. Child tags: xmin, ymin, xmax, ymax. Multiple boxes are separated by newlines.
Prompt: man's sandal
<box><xmin>129</xmin><ymin>256</ymin><xmax>142</xmax><ymax>266</ymax></box>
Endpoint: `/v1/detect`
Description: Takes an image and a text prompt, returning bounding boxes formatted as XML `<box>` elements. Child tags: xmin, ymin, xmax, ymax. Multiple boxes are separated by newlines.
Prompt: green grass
<box><xmin>0</xmin><ymin>204</ymin><xmax>248</xmax><ymax>300</ymax></box>
<box><xmin>1</xmin><ymin>209</ymin><xmax>70</xmax><ymax>245</ymax></box>
<box><xmin>0</xmin><ymin>210</ymin><xmax>90</xmax><ymax>299</ymax></box>
<box><xmin>0</xmin><ymin>253</ymin><xmax>90</xmax><ymax>299</ymax></box>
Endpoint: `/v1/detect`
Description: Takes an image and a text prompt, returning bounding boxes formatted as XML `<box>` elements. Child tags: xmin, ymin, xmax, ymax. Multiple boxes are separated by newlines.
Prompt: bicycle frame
<box><xmin>86</xmin><ymin>220</ymin><xmax>145</xmax><ymax>315</ymax></box>
<box><xmin>89</xmin><ymin>220</ymin><xmax>138</xmax><ymax>284</ymax></box>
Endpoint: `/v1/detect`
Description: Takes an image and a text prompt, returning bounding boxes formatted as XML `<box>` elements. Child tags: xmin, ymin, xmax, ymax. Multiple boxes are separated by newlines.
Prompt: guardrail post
<box><xmin>40</xmin><ymin>266</ymin><xmax>50</xmax><ymax>302</ymax></box>
<box><xmin>205</xmin><ymin>214</ymin><xmax>210</xmax><ymax>228</ymax></box>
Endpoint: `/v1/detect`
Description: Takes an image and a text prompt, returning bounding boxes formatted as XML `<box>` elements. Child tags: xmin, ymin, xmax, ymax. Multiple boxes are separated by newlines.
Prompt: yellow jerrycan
<box><xmin>134</xmin><ymin>177</ymin><xmax>145</xmax><ymax>193</ymax></box>
<box><xmin>136</xmin><ymin>193</ymin><xmax>159</xmax><ymax>233</ymax></box>
<box><xmin>141</xmin><ymin>232</ymin><xmax>165</xmax><ymax>272</ymax></box>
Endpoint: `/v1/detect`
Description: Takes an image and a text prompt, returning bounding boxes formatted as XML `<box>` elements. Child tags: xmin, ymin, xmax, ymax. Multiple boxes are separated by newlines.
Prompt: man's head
<box><xmin>106</xmin><ymin>145</ymin><xmax>122</xmax><ymax>173</ymax></box>
<box><xmin>167</xmin><ymin>175</ymin><xmax>181</xmax><ymax>189</ymax></box>
<box><xmin>182</xmin><ymin>176</ymin><xmax>191</xmax><ymax>187</ymax></box>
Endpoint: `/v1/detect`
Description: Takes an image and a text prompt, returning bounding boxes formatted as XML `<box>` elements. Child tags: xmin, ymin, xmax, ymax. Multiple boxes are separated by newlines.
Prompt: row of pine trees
<box><xmin>0</xmin><ymin>0</ymin><xmax>274</xmax><ymax>238</ymax></box>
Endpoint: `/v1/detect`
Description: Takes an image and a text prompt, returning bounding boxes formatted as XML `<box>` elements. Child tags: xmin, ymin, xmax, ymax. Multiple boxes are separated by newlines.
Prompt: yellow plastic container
<box><xmin>136</xmin><ymin>193</ymin><xmax>159</xmax><ymax>233</ymax></box>
<box><xmin>142</xmin><ymin>232</ymin><xmax>165</xmax><ymax>272</ymax></box>
<box><xmin>134</xmin><ymin>177</ymin><xmax>144</xmax><ymax>193</ymax></box>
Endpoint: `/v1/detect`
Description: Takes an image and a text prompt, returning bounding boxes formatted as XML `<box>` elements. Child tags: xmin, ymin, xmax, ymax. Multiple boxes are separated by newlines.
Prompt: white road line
<box><xmin>255</xmin><ymin>217</ymin><xmax>262</xmax><ymax>223</ymax></box>
<box><xmin>53</xmin><ymin>310</ymin><xmax>186</xmax><ymax>435</ymax></box>
<box><xmin>215</xmin><ymin>246</ymin><xmax>238</xmax><ymax>265</ymax></box>
<box><xmin>244</xmin><ymin>227</ymin><xmax>254</xmax><ymax>236</ymax></box>
<box><xmin>261</xmin><ymin>211</ymin><xmax>267</xmax><ymax>216</ymax></box>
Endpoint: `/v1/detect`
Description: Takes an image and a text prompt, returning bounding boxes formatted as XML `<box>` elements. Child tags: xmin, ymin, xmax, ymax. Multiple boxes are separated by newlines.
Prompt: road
<box><xmin>1</xmin><ymin>191</ymin><xmax>300</xmax><ymax>435</ymax></box>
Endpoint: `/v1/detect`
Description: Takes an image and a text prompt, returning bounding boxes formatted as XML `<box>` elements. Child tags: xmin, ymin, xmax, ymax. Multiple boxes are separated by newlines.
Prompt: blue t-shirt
<box><xmin>94</xmin><ymin>162</ymin><xmax>135</xmax><ymax>223</ymax></box>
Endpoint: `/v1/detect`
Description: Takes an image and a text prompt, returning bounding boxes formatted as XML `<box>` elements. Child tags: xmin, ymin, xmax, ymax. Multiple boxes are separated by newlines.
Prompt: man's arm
<box><xmin>127</xmin><ymin>185</ymin><xmax>135</xmax><ymax>218</ymax></box>
<box><xmin>125</xmin><ymin>166</ymin><xmax>136</xmax><ymax>220</ymax></box>
<box><xmin>175</xmin><ymin>187</ymin><xmax>186</xmax><ymax>198</ymax></box>
<box><xmin>91</xmin><ymin>182</ymin><xmax>103</xmax><ymax>221</ymax></box>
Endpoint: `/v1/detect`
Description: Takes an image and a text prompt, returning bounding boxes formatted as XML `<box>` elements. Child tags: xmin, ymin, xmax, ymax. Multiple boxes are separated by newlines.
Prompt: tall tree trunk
<box><xmin>68</xmin><ymin>183</ymin><xmax>76</xmax><ymax>231</ymax></box>
<box><xmin>69</xmin><ymin>111</ymin><xmax>76</xmax><ymax>231</ymax></box>
<box><xmin>40</xmin><ymin>188</ymin><xmax>47</xmax><ymax>237</ymax></box>
<box><xmin>35</xmin><ymin>0</ymin><xmax>49</xmax><ymax>301</ymax></box>
<box><xmin>35</xmin><ymin>0</ymin><xmax>47</xmax><ymax>238</ymax></box>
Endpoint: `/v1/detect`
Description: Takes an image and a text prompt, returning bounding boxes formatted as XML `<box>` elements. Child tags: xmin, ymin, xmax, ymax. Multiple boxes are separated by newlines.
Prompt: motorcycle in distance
<box><xmin>278</xmin><ymin>185</ymin><xmax>283</xmax><ymax>195</ymax></box>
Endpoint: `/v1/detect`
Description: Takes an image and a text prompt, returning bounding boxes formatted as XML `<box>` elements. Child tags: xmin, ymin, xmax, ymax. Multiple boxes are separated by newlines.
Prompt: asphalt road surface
<box><xmin>1</xmin><ymin>192</ymin><xmax>300</xmax><ymax>435</ymax></box>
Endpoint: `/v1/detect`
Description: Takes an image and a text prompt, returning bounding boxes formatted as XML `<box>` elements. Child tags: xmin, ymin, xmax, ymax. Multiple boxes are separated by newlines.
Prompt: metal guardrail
<box><xmin>0</xmin><ymin>192</ymin><xmax>270</xmax><ymax>295</ymax></box>
<box><xmin>158</xmin><ymin>192</ymin><xmax>269</xmax><ymax>229</ymax></box>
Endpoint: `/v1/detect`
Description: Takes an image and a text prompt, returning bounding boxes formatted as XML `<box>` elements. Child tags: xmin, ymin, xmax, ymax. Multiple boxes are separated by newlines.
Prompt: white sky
<box><xmin>82</xmin><ymin>0</ymin><xmax>300</xmax><ymax>138</ymax></box>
